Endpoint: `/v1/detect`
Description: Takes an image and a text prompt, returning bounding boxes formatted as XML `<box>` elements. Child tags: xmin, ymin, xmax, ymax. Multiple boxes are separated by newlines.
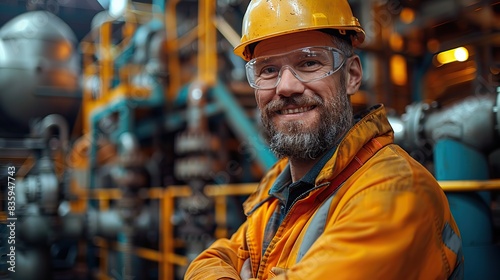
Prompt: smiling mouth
<box><xmin>278</xmin><ymin>106</ymin><xmax>315</xmax><ymax>115</ymax></box>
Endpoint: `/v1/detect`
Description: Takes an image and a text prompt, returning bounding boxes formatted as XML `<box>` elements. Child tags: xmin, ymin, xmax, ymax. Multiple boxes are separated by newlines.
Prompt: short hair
<box><xmin>320</xmin><ymin>29</ymin><xmax>355</xmax><ymax>57</ymax></box>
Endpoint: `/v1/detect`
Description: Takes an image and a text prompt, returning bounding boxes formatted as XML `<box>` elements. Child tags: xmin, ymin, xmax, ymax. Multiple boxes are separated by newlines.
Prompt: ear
<box><xmin>345</xmin><ymin>55</ymin><xmax>363</xmax><ymax>95</ymax></box>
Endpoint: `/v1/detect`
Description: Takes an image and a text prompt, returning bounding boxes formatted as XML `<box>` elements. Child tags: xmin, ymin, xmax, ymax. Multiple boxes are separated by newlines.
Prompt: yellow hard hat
<box><xmin>234</xmin><ymin>0</ymin><xmax>365</xmax><ymax>61</ymax></box>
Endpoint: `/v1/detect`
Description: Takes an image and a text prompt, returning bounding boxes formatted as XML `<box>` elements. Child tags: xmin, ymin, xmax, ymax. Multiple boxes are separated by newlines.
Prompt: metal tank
<box><xmin>0</xmin><ymin>11</ymin><xmax>81</xmax><ymax>135</ymax></box>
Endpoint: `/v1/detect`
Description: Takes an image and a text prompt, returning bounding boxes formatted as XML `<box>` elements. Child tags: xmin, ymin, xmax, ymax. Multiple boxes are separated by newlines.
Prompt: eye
<box><xmin>259</xmin><ymin>65</ymin><xmax>279</xmax><ymax>78</ymax></box>
<box><xmin>296</xmin><ymin>59</ymin><xmax>323</xmax><ymax>72</ymax></box>
<box><xmin>303</xmin><ymin>60</ymin><xmax>320</xmax><ymax>68</ymax></box>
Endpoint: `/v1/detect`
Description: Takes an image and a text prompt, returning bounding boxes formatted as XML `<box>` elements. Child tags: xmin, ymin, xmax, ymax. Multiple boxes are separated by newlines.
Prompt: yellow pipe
<box><xmin>160</xmin><ymin>186</ymin><xmax>192</xmax><ymax>280</ymax></box>
<box><xmin>70</xmin><ymin>187</ymin><xmax>169</xmax><ymax>200</ymax></box>
<box><xmin>165</xmin><ymin>186</ymin><xmax>193</xmax><ymax>197</ymax></box>
<box><xmin>204</xmin><ymin>184</ymin><xmax>257</xmax><ymax>239</ymax></box>
<box><xmin>71</xmin><ymin>180</ymin><xmax>500</xmax><ymax>202</ymax></box>
<box><xmin>81</xmin><ymin>40</ymin><xmax>95</xmax><ymax>133</ymax></box>
<box><xmin>439</xmin><ymin>179</ymin><xmax>500</xmax><ymax>192</ymax></box>
<box><xmin>100</xmin><ymin>241</ymin><xmax>109</xmax><ymax>280</ymax></box>
<box><xmin>197</xmin><ymin>0</ymin><xmax>217</xmax><ymax>86</ymax></box>
<box><xmin>100</xmin><ymin>21</ymin><xmax>112</xmax><ymax>100</ymax></box>
<box><xmin>214</xmin><ymin>196</ymin><xmax>228</xmax><ymax>238</ymax></box>
<box><xmin>204</xmin><ymin>180</ymin><xmax>500</xmax><ymax>195</ymax></box>
<box><xmin>165</xmin><ymin>0</ymin><xmax>181</xmax><ymax>102</ymax></box>
<box><xmin>94</xmin><ymin>238</ymin><xmax>184</xmax><ymax>263</ymax></box>
<box><xmin>160</xmin><ymin>187</ymin><xmax>174</xmax><ymax>280</ymax></box>
<box><xmin>204</xmin><ymin>183</ymin><xmax>258</xmax><ymax>197</ymax></box>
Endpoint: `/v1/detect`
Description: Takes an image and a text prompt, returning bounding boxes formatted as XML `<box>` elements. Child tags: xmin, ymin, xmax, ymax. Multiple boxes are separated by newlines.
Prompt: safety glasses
<box><xmin>245</xmin><ymin>46</ymin><xmax>347</xmax><ymax>90</ymax></box>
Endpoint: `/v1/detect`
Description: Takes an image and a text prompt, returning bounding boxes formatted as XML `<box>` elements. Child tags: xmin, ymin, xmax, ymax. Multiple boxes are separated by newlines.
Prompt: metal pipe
<box><xmin>35</xmin><ymin>114</ymin><xmax>69</xmax><ymax>153</ymax></box>
<box><xmin>160</xmin><ymin>188</ymin><xmax>175</xmax><ymax>280</ymax></box>
<box><xmin>395</xmin><ymin>92</ymin><xmax>500</xmax><ymax>154</ymax></box>
<box><xmin>197</xmin><ymin>0</ymin><xmax>217</xmax><ymax>87</ymax></box>
<box><xmin>439</xmin><ymin>179</ymin><xmax>500</xmax><ymax>192</ymax></box>
<box><xmin>100</xmin><ymin>21</ymin><xmax>113</xmax><ymax>99</ymax></box>
<box><xmin>214</xmin><ymin>16</ymin><xmax>241</xmax><ymax>48</ymax></box>
<box><xmin>165</xmin><ymin>0</ymin><xmax>181</xmax><ymax>101</ymax></box>
<box><xmin>212</xmin><ymin>82</ymin><xmax>277</xmax><ymax>171</ymax></box>
<box><xmin>423</xmin><ymin>94</ymin><xmax>498</xmax><ymax>152</ymax></box>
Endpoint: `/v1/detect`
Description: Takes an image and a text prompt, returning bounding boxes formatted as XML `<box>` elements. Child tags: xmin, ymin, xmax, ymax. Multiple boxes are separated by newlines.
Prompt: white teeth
<box><xmin>280</xmin><ymin>106</ymin><xmax>313</xmax><ymax>114</ymax></box>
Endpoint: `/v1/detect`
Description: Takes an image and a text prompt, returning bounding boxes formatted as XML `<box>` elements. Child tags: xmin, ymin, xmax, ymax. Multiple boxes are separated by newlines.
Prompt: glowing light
<box><xmin>400</xmin><ymin>8</ymin><xmax>416</xmax><ymax>24</ymax></box>
<box><xmin>54</xmin><ymin>41</ymin><xmax>73</xmax><ymax>61</ymax></box>
<box><xmin>454</xmin><ymin>47</ymin><xmax>469</xmax><ymax>62</ymax></box>
<box><xmin>192</xmin><ymin>88</ymin><xmax>202</xmax><ymax>100</ymax></box>
<box><xmin>390</xmin><ymin>55</ymin><xmax>407</xmax><ymax>86</ymax></box>
<box><xmin>389</xmin><ymin>33</ymin><xmax>404</xmax><ymax>52</ymax></box>
<box><xmin>435</xmin><ymin>47</ymin><xmax>469</xmax><ymax>66</ymax></box>
<box><xmin>109</xmin><ymin>0</ymin><xmax>127</xmax><ymax>18</ymax></box>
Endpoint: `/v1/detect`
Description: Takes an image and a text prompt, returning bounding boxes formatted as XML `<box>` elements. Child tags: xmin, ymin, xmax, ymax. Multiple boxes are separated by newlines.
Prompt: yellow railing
<box><xmin>79</xmin><ymin>183</ymin><xmax>255</xmax><ymax>280</ymax></box>
<box><xmin>439</xmin><ymin>179</ymin><xmax>500</xmax><ymax>192</ymax></box>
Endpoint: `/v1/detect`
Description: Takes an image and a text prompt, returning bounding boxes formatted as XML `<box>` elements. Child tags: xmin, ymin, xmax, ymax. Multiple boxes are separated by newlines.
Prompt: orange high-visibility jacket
<box><xmin>185</xmin><ymin>105</ymin><xmax>463</xmax><ymax>280</ymax></box>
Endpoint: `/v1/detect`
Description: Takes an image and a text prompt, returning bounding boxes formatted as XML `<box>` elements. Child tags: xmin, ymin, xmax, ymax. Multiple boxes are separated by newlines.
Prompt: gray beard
<box><xmin>261</xmin><ymin>81</ymin><xmax>353</xmax><ymax>160</ymax></box>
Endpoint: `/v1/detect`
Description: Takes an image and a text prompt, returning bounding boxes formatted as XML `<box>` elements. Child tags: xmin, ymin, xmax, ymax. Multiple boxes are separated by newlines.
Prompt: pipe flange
<box><xmin>402</xmin><ymin>102</ymin><xmax>428</xmax><ymax>150</ymax></box>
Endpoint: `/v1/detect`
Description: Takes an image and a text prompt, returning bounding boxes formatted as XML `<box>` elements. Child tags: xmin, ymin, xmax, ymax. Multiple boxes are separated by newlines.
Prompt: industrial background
<box><xmin>0</xmin><ymin>0</ymin><xmax>499</xmax><ymax>279</ymax></box>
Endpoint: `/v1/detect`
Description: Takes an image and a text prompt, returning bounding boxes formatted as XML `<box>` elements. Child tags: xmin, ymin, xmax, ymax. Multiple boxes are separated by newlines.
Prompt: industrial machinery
<box><xmin>0</xmin><ymin>10</ymin><xmax>81</xmax><ymax>135</ymax></box>
<box><xmin>1</xmin><ymin>1</ymin><xmax>500</xmax><ymax>280</ymax></box>
<box><xmin>0</xmin><ymin>1</ymin><xmax>274</xmax><ymax>279</ymax></box>
<box><xmin>0</xmin><ymin>10</ymin><xmax>84</xmax><ymax>279</ymax></box>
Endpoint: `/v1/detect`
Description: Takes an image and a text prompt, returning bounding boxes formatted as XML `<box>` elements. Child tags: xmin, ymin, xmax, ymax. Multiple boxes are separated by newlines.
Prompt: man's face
<box><xmin>252</xmin><ymin>31</ymin><xmax>355</xmax><ymax>160</ymax></box>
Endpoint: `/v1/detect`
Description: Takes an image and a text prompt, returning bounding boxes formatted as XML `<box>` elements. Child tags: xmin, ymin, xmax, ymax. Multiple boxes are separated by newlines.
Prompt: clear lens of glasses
<box><xmin>245</xmin><ymin>46</ymin><xmax>347</xmax><ymax>90</ymax></box>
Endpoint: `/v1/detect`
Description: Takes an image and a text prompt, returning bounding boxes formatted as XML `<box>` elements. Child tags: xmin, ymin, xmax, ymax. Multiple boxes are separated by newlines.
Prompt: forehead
<box><xmin>253</xmin><ymin>30</ymin><xmax>335</xmax><ymax>58</ymax></box>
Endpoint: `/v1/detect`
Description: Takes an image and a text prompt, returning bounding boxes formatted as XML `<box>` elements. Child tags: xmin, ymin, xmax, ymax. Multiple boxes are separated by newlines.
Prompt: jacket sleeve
<box><xmin>184</xmin><ymin>221</ymin><xmax>248</xmax><ymax>280</ymax></box>
<box><xmin>273</xmin><ymin>177</ymin><xmax>454</xmax><ymax>280</ymax></box>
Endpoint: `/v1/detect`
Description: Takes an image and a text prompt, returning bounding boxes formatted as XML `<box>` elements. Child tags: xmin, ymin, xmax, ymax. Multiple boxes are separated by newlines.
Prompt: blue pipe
<box><xmin>434</xmin><ymin>139</ymin><xmax>500</xmax><ymax>280</ymax></box>
<box><xmin>211</xmin><ymin>82</ymin><xmax>277</xmax><ymax>171</ymax></box>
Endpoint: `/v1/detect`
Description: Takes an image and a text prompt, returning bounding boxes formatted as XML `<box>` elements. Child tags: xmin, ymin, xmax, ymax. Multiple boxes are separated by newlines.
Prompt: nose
<box><xmin>275</xmin><ymin>67</ymin><xmax>305</xmax><ymax>97</ymax></box>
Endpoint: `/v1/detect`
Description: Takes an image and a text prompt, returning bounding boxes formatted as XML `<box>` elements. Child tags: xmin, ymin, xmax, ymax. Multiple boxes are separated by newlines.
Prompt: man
<box><xmin>185</xmin><ymin>0</ymin><xmax>463</xmax><ymax>279</ymax></box>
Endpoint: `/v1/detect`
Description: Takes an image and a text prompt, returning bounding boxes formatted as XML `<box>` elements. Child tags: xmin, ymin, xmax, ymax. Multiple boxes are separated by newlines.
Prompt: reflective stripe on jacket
<box><xmin>185</xmin><ymin>105</ymin><xmax>462</xmax><ymax>280</ymax></box>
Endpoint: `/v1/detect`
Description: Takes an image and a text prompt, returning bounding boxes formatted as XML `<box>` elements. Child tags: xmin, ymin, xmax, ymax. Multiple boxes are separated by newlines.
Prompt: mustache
<box><xmin>265</xmin><ymin>95</ymin><xmax>323</xmax><ymax>112</ymax></box>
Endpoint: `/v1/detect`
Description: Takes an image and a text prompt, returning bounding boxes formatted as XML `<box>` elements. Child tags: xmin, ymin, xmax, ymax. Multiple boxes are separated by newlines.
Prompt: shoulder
<box><xmin>338</xmin><ymin>143</ymin><xmax>444</xmax><ymax>209</ymax></box>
